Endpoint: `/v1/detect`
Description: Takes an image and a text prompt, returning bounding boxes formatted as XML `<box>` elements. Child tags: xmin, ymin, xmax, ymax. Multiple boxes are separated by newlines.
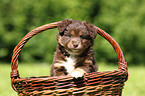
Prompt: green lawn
<box><xmin>0</xmin><ymin>63</ymin><xmax>145</xmax><ymax>96</ymax></box>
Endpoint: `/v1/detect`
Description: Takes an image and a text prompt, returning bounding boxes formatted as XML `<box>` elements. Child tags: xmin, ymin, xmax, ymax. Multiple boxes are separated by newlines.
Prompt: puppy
<box><xmin>50</xmin><ymin>19</ymin><xmax>98</xmax><ymax>78</ymax></box>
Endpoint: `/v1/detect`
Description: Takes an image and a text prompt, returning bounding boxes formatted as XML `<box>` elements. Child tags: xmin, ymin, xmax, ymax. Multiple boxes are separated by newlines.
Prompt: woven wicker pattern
<box><xmin>10</xmin><ymin>21</ymin><xmax>128</xmax><ymax>96</ymax></box>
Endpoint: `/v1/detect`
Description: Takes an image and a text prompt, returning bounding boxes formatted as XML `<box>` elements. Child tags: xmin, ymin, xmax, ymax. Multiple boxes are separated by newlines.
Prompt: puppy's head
<box><xmin>57</xmin><ymin>19</ymin><xmax>97</xmax><ymax>55</ymax></box>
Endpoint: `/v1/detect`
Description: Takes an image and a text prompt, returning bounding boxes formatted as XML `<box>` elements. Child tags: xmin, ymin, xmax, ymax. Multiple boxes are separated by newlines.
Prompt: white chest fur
<box><xmin>61</xmin><ymin>56</ymin><xmax>77</xmax><ymax>75</ymax></box>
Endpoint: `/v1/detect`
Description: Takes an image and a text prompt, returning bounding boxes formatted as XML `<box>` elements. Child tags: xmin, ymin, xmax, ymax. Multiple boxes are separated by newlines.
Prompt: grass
<box><xmin>0</xmin><ymin>63</ymin><xmax>145</xmax><ymax>96</ymax></box>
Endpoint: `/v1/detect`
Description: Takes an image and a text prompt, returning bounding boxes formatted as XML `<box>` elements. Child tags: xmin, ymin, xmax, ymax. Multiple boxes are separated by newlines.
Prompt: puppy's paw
<box><xmin>70</xmin><ymin>68</ymin><xmax>86</xmax><ymax>78</ymax></box>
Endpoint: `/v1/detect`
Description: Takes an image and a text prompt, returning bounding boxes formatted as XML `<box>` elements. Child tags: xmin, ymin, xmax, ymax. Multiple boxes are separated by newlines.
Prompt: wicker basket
<box><xmin>11</xmin><ymin>21</ymin><xmax>128</xmax><ymax>96</ymax></box>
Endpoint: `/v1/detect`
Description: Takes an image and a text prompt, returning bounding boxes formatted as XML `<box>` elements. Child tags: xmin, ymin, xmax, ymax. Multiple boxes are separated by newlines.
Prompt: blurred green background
<box><xmin>0</xmin><ymin>0</ymin><xmax>145</xmax><ymax>95</ymax></box>
<box><xmin>0</xmin><ymin>0</ymin><xmax>145</xmax><ymax>65</ymax></box>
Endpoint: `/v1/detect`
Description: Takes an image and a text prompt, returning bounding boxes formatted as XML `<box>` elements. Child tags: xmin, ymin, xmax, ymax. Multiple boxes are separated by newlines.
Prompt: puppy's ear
<box><xmin>83</xmin><ymin>21</ymin><xmax>98</xmax><ymax>39</ymax></box>
<box><xmin>58</xmin><ymin>19</ymin><xmax>72</xmax><ymax>34</ymax></box>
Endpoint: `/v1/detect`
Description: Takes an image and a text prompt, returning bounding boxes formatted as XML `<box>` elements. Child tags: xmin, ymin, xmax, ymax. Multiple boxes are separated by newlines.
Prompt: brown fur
<box><xmin>50</xmin><ymin>19</ymin><xmax>98</xmax><ymax>78</ymax></box>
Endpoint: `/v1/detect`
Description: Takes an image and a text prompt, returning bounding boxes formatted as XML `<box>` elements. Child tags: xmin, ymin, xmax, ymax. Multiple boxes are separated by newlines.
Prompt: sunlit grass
<box><xmin>0</xmin><ymin>63</ymin><xmax>145</xmax><ymax>96</ymax></box>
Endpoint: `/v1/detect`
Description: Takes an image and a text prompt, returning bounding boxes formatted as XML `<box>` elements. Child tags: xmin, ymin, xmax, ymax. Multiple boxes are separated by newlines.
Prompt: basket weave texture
<box><xmin>10</xmin><ymin>21</ymin><xmax>128</xmax><ymax>96</ymax></box>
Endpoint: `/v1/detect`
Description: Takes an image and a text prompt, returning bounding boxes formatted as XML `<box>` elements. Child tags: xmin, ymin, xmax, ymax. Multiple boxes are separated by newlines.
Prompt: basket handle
<box><xmin>10</xmin><ymin>21</ymin><xmax>128</xmax><ymax>79</ymax></box>
<box><xmin>10</xmin><ymin>21</ymin><xmax>61</xmax><ymax>79</ymax></box>
<box><xmin>96</xmin><ymin>27</ymin><xmax>127</xmax><ymax>72</ymax></box>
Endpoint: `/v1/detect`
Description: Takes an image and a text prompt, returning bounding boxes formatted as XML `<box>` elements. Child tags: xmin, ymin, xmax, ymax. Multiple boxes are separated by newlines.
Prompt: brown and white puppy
<box><xmin>50</xmin><ymin>19</ymin><xmax>98</xmax><ymax>78</ymax></box>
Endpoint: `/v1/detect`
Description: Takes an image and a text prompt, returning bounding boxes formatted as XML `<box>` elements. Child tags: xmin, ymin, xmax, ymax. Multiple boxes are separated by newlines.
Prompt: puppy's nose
<box><xmin>72</xmin><ymin>41</ymin><xmax>79</xmax><ymax>48</ymax></box>
<box><xmin>73</xmin><ymin>43</ymin><xmax>78</xmax><ymax>48</ymax></box>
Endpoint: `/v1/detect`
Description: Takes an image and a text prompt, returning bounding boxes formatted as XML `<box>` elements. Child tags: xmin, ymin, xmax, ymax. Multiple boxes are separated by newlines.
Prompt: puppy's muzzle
<box><xmin>72</xmin><ymin>41</ymin><xmax>79</xmax><ymax>48</ymax></box>
<box><xmin>68</xmin><ymin>38</ymin><xmax>82</xmax><ymax>50</ymax></box>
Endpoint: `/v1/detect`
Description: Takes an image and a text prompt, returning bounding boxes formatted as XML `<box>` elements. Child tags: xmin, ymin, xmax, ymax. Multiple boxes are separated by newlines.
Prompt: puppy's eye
<box><xmin>80</xmin><ymin>35</ymin><xmax>85</xmax><ymax>39</ymax></box>
<box><xmin>80</xmin><ymin>35</ymin><xmax>90</xmax><ymax>39</ymax></box>
<box><xmin>64</xmin><ymin>33</ymin><xmax>72</xmax><ymax>37</ymax></box>
<box><xmin>66</xmin><ymin>34</ymin><xmax>72</xmax><ymax>37</ymax></box>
